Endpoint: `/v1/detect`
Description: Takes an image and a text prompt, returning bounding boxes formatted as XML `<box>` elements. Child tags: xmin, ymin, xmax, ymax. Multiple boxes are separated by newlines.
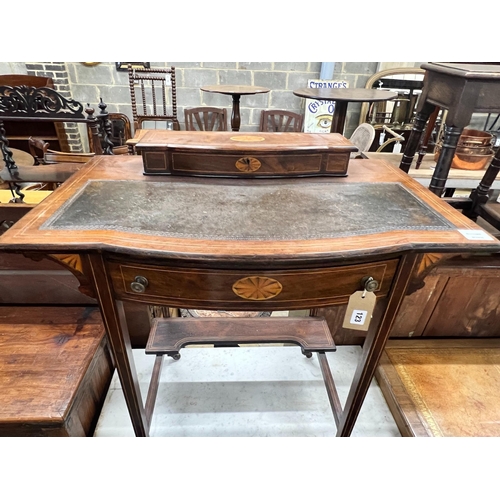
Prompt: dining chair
<box><xmin>128</xmin><ymin>65</ymin><xmax>180</xmax><ymax>132</ymax></box>
<box><xmin>87</xmin><ymin>112</ymin><xmax>133</xmax><ymax>155</ymax></box>
<box><xmin>184</xmin><ymin>107</ymin><xmax>228</xmax><ymax>131</ymax></box>
<box><xmin>259</xmin><ymin>110</ymin><xmax>303</xmax><ymax>132</ymax></box>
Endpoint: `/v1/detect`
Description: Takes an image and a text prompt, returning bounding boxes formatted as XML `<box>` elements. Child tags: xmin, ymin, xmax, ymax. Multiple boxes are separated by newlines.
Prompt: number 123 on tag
<box><xmin>342</xmin><ymin>291</ymin><xmax>377</xmax><ymax>331</ymax></box>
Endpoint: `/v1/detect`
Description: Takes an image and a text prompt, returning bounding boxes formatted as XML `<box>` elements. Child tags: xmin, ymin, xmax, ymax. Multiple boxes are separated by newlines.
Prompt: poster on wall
<box><xmin>303</xmin><ymin>79</ymin><xmax>349</xmax><ymax>133</ymax></box>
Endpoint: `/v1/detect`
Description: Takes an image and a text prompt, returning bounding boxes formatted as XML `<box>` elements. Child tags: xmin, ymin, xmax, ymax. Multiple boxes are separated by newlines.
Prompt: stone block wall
<box><xmin>64</xmin><ymin>61</ymin><xmax>393</xmax><ymax>137</ymax></box>
<box><xmin>1</xmin><ymin>61</ymin><xmax>434</xmax><ymax>150</ymax></box>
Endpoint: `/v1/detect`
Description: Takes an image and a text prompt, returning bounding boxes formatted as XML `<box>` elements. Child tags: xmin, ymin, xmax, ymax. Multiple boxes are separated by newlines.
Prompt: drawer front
<box><xmin>142</xmin><ymin>150</ymin><xmax>349</xmax><ymax>176</ymax></box>
<box><xmin>142</xmin><ymin>151</ymin><xmax>168</xmax><ymax>173</ymax></box>
<box><xmin>171</xmin><ymin>152</ymin><xmax>323</xmax><ymax>176</ymax></box>
<box><xmin>107</xmin><ymin>259</ymin><xmax>399</xmax><ymax>310</ymax></box>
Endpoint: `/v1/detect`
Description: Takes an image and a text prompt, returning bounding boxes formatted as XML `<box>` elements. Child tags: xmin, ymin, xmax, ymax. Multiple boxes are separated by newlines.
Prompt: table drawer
<box><xmin>107</xmin><ymin>259</ymin><xmax>399</xmax><ymax>310</ymax></box>
<box><xmin>141</xmin><ymin>150</ymin><xmax>350</xmax><ymax>176</ymax></box>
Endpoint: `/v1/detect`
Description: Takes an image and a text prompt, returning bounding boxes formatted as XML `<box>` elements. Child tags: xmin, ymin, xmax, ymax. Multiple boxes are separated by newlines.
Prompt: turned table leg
<box><xmin>330</xmin><ymin>101</ymin><xmax>347</xmax><ymax>134</ymax></box>
<box><xmin>428</xmin><ymin>124</ymin><xmax>463</xmax><ymax>196</ymax></box>
<box><xmin>399</xmin><ymin>102</ymin><xmax>437</xmax><ymax>173</ymax></box>
<box><xmin>231</xmin><ymin>94</ymin><xmax>242</xmax><ymax>132</ymax></box>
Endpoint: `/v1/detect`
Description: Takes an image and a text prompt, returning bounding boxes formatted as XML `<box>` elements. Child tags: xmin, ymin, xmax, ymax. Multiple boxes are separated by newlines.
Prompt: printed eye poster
<box><xmin>303</xmin><ymin>79</ymin><xmax>349</xmax><ymax>133</ymax></box>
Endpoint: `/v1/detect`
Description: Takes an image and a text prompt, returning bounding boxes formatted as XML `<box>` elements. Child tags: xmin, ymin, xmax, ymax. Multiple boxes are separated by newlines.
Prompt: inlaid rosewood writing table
<box><xmin>201</xmin><ymin>85</ymin><xmax>270</xmax><ymax>132</ymax></box>
<box><xmin>1</xmin><ymin>155</ymin><xmax>498</xmax><ymax>437</ymax></box>
<box><xmin>293</xmin><ymin>88</ymin><xmax>397</xmax><ymax>134</ymax></box>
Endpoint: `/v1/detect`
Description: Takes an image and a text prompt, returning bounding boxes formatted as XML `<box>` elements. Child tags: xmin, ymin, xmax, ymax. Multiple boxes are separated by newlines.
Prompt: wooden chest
<box><xmin>376</xmin><ymin>339</ymin><xmax>500</xmax><ymax>437</ymax></box>
<box><xmin>0</xmin><ymin>306</ymin><xmax>114</xmax><ymax>437</ymax></box>
<box><xmin>135</xmin><ymin>130</ymin><xmax>357</xmax><ymax>177</ymax></box>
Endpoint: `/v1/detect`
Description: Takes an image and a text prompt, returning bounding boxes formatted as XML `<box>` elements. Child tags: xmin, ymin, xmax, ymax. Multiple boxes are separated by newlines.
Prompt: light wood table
<box><xmin>376</xmin><ymin>339</ymin><xmax>500</xmax><ymax>436</ymax></box>
<box><xmin>363</xmin><ymin>152</ymin><xmax>500</xmax><ymax>190</ymax></box>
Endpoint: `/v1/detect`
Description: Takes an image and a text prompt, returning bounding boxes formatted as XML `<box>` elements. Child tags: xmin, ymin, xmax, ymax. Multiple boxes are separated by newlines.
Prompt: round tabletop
<box><xmin>293</xmin><ymin>87</ymin><xmax>397</xmax><ymax>103</ymax></box>
<box><xmin>10</xmin><ymin>148</ymin><xmax>35</xmax><ymax>167</ymax></box>
<box><xmin>201</xmin><ymin>85</ymin><xmax>270</xmax><ymax>96</ymax></box>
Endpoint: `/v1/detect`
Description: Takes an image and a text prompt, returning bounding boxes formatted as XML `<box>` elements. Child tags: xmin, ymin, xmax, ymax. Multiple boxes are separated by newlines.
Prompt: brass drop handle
<box><xmin>130</xmin><ymin>276</ymin><xmax>149</xmax><ymax>293</ymax></box>
<box><xmin>361</xmin><ymin>276</ymin><xmax>379</xmax><ymax>292</ymax></box>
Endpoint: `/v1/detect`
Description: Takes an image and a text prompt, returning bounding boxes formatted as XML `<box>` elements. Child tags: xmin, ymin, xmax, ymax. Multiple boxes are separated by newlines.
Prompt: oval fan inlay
<box><xmin>230</xmin><ymin>135</ymin><xmax>266</xmax><ymax>142</ymax></box>
<box><xmin>235</xmin><ymin>157</ymin><xmax>262</xmax><ymax>172</ymax></box>
<box><xmin>232</xmin><ymin>276</ymin><xmax>283</xmax><ymax>300</ymax></box>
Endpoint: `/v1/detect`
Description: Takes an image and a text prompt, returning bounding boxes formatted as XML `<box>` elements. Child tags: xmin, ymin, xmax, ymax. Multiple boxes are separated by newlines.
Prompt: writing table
<box><xmin>1</xmin><ymin>155</ymin><xmax>498</xmax><ymax>437</ymax></box>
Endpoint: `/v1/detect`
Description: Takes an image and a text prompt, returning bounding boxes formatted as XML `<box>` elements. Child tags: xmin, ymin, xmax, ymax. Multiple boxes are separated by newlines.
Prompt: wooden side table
<box><xmin>399</xmin><ymin>63</ymin><xmax>500</xmax><ymax>196</ymax></box>
<box><xmin>293</xmin><ymin>88</ymin><xmax>397</xmax><ymax>134</ymax></box>
<box><xmin>201</xmin><ymin>85</ymin><xmax>270</xmax><ymax>132</ymax></box>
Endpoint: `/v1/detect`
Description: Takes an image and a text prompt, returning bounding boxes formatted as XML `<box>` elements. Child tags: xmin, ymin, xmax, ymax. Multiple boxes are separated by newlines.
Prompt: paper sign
<box><xmin>458</xmin><ymin>229</ymin><xmax>495</xmax><ymax>241</ymax></box>
<box><xmin>303</xmin><ymin>79</ymin><xmax>349</xmax><ymax>133</ymax></box>
<box><xmin>350</xmin><ymin>309</ymin><xmax>368</xmax><ymax>326</ymax></box>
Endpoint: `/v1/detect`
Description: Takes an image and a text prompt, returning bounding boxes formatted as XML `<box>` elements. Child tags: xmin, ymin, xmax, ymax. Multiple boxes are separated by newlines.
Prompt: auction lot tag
<box><xmin>342</xmin><ymin>291</ymin><xmax>376</xmax><ymax>331</ymax></box>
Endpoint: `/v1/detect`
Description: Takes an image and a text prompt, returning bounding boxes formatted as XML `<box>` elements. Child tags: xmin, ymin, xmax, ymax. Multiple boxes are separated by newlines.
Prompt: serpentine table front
<box><xmin>1</xmin><ymin>154</ymin><xmax>498</xmax><ymax>437</ymax></box>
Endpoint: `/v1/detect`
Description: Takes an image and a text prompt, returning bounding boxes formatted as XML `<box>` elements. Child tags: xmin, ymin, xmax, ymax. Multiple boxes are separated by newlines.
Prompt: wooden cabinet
<box><xmin>0</xmin><ymin>74</ymin><xmax>66</xmax><ymax>152</ymax></box>
<box><xmin>319</xmin><ymin>254</ymin><xmax>500</xmax><ymax>345</ymax></box>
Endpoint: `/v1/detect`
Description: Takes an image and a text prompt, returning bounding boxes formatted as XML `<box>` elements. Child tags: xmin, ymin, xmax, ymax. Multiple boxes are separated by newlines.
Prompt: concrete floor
<box><xmin>94</xmin><ymin>344</ymin><xmax>400</xmax><ymax>437</ymax></box>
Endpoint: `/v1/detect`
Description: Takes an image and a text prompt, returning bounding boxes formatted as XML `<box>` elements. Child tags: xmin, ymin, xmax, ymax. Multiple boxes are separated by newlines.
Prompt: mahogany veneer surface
<box><xmin>146</xmin><ymin>317</ymin><xmax>336</xmax><ymax>355</ymax></box>
<box><xmin>135</xmin><ymin>130</ymin><xmax>357</xmax><ymax>176</ymax></box>
<box><xmin>376</xmin><ymin>339</ymin><xmax>500</xmax><ymax>437</ymax></box>
<box><xmin>3</xmin><ymin>155</ymin><xmax>498</xmax><ymax>261</ymax></box>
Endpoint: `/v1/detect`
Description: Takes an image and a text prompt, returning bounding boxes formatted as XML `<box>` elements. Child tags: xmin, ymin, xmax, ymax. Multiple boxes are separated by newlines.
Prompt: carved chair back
<box><xmin>184</xmin><ymin>107</ymin><xmax>228</xmax><ymax>131</ymax></box>
<box><xmin>128</xmin><ymin>65</ymin><xmax>180</xmax><ymax>131</ymax></box>
<box><xmin>87</xmin><ymin>111</ymin><xmax>132</xmax><ymax>155</ymax></box>
<box><xmin>259</xmin><ymin>110</ymin><xmax>303</xmax><ymax>132</ymax></box>
<box><xmin>0</xmin><ymin>85</ymin><xmax>111</xmax><ymax>201</ymax></box>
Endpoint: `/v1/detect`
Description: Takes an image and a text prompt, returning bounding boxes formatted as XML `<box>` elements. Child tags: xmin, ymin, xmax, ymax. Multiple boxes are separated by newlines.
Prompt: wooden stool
<box><xmin>376</xmin><ymin>339</ymin><xmax>500</xmax><ymax>437</ymax></box>
<box><xmin>144</xmin><ymin>317</ymin><xmax>344</xmax><ymax>428</ymax></box>
<box><xmin>399</xmin><ymin>63</ymin><xmax>500</xmax><ymax>196</ymax></box>
<box><xmin>0</xmin><ymin>306</ymin><xmax>114</xmax><ymax>436</ymax></box>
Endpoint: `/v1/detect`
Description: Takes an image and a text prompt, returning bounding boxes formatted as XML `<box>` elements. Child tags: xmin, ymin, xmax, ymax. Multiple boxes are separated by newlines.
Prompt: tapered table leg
<box><xmin>86</xmin><ymin>253</ymin><xmax>149</xmax><ymax>437</ymax></box>
<box><xmin>336</xmin><ymin>253</ymin><xmax>418</xmax><ymax>437</ymax></box>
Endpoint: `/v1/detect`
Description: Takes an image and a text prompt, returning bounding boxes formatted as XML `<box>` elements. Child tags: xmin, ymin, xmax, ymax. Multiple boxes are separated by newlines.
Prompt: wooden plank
<box><xmin>146</xmin><ymin>317</ymin><xmax>335</xmax><ymax>355</ymax></box>
<box><xmin>0</xmin><ymin>306</ymin><xmax>113</xmax><ymax>436</ymax></box>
